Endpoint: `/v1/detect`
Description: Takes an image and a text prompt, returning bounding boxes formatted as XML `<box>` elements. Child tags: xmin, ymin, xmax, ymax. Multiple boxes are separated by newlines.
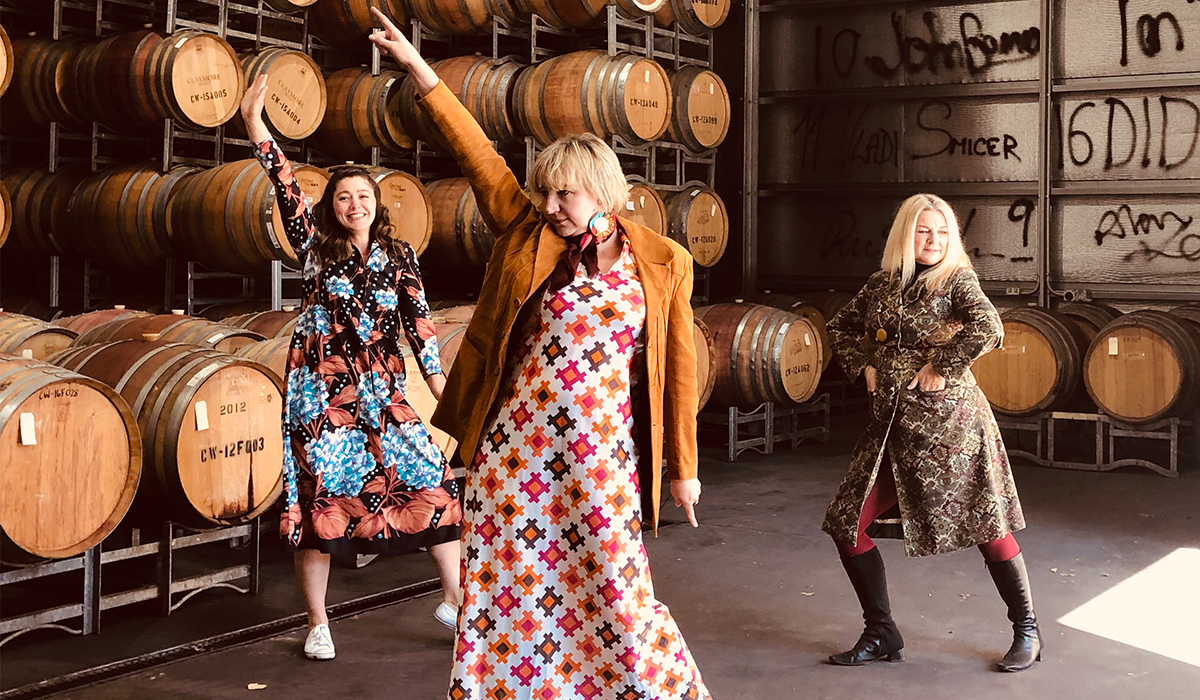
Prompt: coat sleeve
<box><xmin>252</xmin><ymin>136</ymin><xmax>316</xmax><ymax>260</ymax></box>
<box><xmin>416</xmin><ymin>81</ymin><xmax>540</xmax><ymax>240</ymax></box>
<box><xmin>931</xmin><ymin>269</ymin><xmax>1003</xmax><ymax>377</ymax></box>
<box><xmin>396</xmin><ymin>243</ymin><xmax>443</xmax><ymax>378</ymax></box>
<box><xmin>826</xmin><ymin>275</ymin><xmax>879</xmax><ymax>383</ymax></box>
<box><xmin>663</xmin><ymin>257</ymin><xmax>699</xmax><ymax>481</ymax></box>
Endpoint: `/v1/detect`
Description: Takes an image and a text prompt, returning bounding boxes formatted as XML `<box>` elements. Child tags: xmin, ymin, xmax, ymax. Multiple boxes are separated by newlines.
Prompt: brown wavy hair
<box><xmin>310</xmin><ymin>166</ymin><xmax>405</xmax><ymax>267</ymax></box>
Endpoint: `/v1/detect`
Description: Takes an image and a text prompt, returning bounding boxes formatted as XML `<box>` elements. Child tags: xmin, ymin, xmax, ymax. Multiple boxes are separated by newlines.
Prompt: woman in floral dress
<box><xmin>370</xmin><ymin>9</ymin><xmax>710</xmax><ymax>699</ymax></box>
<box><xmin>823</xmin><ymin>193</ymin><xmax>1041</xmax><ymax>672</ymax></box>
<box><xmin>241</xmin><ymin>76</ymin><xmax>462</xmax><ymax>661</ymax></box>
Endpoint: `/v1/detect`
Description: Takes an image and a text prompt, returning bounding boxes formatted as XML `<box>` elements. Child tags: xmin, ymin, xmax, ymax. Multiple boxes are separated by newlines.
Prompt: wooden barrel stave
<box><xmin>0</xmin><ymin>313</ymin><xmax>78</xmax><ymax>360</ymax></box>
<box><xmin>665</xmin><ymin>65</ymin><xmax>730</xmax><ymax>152</ymax></box>
<box><xmin>222</xmin><ymin>309</ymin><xmax>301</xmax><ymax>339</ymax></box>
<box><xmin>425</xmin><ymin>178</ymin><xmax>494</xmax><ymax>276</ymax></box>
<box><xmin>312</xmin><ymin>68</ymin><xmax>411</xmax><ymax>158</ymax></box>
<box><xmin>693</xmin><ymin>317</ymin><xmax>715</xmax><ymax>411</ymax></box>
<box><xmin>0</xmin><ymin>22</ymin><xmax>13</xmax><ymax>99</ymax></box>
<box><xmin>1083</xmin><ymin>310</ymin><xmax>1200</xmax><ymax>424</ymax></box>
<box><xmin>53</xmin><ymin>307</ymin><xmax>153</xmax><ymax>335</ymax></box>
<box><xmin>0</xmin><ymin>178</ymin><xmax>9</xmax><ymax>250</ymax></box>
<box><xmin>624</xmin><ymin>177</ymin><xmax>667</xmax><ymax>236</ymax></box>
<box><xmin>654</xmin><ymin>0</ymin><xmax>731</xmax><ymax>34</ymax></box>
<box><xmin>663</xmin><ymin>183</ymin><xmax>728</xmax><ymax>267</ymax></box>
<box><xmin>0</xmin><ymin>166</ymin><xmax>87</xmax><ymax>257</ymax></box>
<box><xmin>72</xmin><ymin>315</ymin><xmax>265</xmax><ymax>353</ymax></box>
<box><xmin>972</xmin><ymin>307</ymin><xmax>1090</xmax><ymax>417</ymax></box>
<box><xmin>0</xmin><ymin>356</ymin><xmax>141</xmax><ymax>562</ymax></box>
<box><xmin>1058</xmin><ymin>302</ymin><xmax>1123</xmax><ymax>342</ymax></box>
<box><xmin>51</xmin><ymin>340</ymin><xmax>284</xmax><ymax>527</ymax></box>
<box><xmin>233</xmin><ymin>47</ymin><xmax>326</xmax><ymax>141</ymax></box>
<box><xmin>311</xmin><ymin>0</ymin><xmax>409</xmax><ymax>46</ymax></box>
<box><xmin>147</xmin><ymin>30</ymin><xmax>244</xmax><ymax>131</ymax></box>
<box><xmin>365</xmin><ymin>167</ymin><xmax>433</xmax><ymax>256</ymax></box>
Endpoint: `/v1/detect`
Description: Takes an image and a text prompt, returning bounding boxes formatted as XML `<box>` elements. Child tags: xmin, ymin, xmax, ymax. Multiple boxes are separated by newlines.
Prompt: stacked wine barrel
<box><xmin>0</xmin><ymin>355</ymin><xmax>141</xmax><ymax>562</ymax></box>
<box><xmin>51</xmin><ymin>336</ymin><xmax>285</xmax><ymax>528</ymax></box>
<box><xmin>622</xmin><ymin>177</ymin><xmax>729</xmax><ymax>269</ymax></box>
<box><xmin>694</xmin><ymin>302</ymin><xmax>824</xmax><ymax>408</ymax></box>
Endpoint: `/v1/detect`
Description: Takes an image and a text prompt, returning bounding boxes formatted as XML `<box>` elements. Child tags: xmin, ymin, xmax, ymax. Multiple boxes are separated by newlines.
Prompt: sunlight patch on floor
<box><xmin>1058</xmin><ymin>548</ymin><xmax>1200</xmax><ymax>668</ymax></box>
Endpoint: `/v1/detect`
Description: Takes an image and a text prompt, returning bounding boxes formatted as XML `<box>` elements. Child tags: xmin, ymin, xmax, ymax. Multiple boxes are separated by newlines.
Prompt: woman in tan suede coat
<box><xmin>370</xmin><ymin>9</ymin><xmax>709</xmax><ymax>699</ymax></box>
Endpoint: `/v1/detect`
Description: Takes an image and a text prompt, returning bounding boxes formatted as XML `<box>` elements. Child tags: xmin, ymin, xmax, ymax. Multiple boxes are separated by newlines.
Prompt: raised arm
<box><xmin>368</xmin><ymin>7</ymin><xmax>538</xmax><ymax>238</ymax></box>
<box><xmin>241</xmin><ymin>74</ymin><xmax>317</xmax><ymax>257</ymax></box>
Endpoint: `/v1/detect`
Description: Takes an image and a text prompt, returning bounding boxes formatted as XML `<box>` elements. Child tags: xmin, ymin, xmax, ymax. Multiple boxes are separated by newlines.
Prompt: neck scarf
<box><xmin>548</xmin><ymin>212</ymin><xmax>618</xmax><ymax>291</ymax></box>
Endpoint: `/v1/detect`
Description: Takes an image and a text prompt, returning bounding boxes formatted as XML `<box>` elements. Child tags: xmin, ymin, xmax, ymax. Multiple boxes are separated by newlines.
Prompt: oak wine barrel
<box><xmin>0</xmin><ymin>178</ymin><xmax>9</xmax><ymax>249</ymax></box>
<box><xmin>693</xmin><ymin>317</ymin><xmax>715</xmax><ymax>411</ymax></box>
<box><xmin>65</xmin><ymin>163</ymin><xmax>199</xmax><ymax>271</ymax></box>
<box><xmin>511</xmin><ymin>50</ymin><xmax>671</xmax><ymax>147</ymax></box>
<box><xmin>0</xmin><ymin>356</ymin><xmax>141</xmax><ymax>562</ymax></box>
<box><xmin>143</xmin><ymin>30</ymin><xmax>244</xmax><ymax>130</ymax></box>
<box><xmin>800</xmin><ymin>290</ymin><xmax>855</xmax><ymax>326</ymax></box>
<box><xmin>199</xmin><ymin>300</ymin><xmax>271</xmax><ymax>321</ymax></box>
<box><xmin>663</xmin><ymin>183</ymin><xmax>728</xmax><ymax>267</ymax></box>
<box><xmin>169</xmin><ymin>159</ymin><xmax>328</xmax><ymax>273</ymax></box>
<box><xmin>430</xmin><ymin>304</ymin><xmax>477</xmax><ymax>325</ymax></box>
<box><xmin>0</xmin><ymin>166</ymin><xmax>88</xmax><ymax>257</ymax></box>
<box><xmin>693</xmin><ymin>303</ymin><xmax>823</xmax><ymax>407</ymax></box>
<box><xmin>5</xmin><ymin>36</ymin><xmax>88</xmax><ymax>130</ymax></box>
<box><xmin>971</xmin><ymin>307</ymin><xmax>1090</xmax><ymax>417</ymax></box>
<box><xmin>232</xmin><ymin>47</ymin><xmax>326</xmax><ymax>141</ymax></box>
<box><xmin>312</xmin><ymin>68</ymin><xmax>412</xmax><ymax>158</ymax></box>
<box><xmin>0</xmin><ymin>22</ymin><xmax>13</xmax><ymax>98</ymax></box>
<box><xmin>397</xmin><ymin>55</ymin><xmax>523</xmax><ymax>149</ymax></box>
<box><xmin>263</xmin><ymin>0</ymin><xmax>319</xmax><ymax>13</ymax></box>
<box><xmin>514</xmin><ymin>0</ymin><xmax>664</xmax><ymax>29</ymax></box>
<box><xmin>0</xmin><ymin>312</ymin><xmax>78</xmax><ymax>360</ymax></box>
<box><xmin>624</xmin><ymin>177</ymin><xmax>667</xmax><ymax>236</ymax></box>
<box><xmin>53</xmin><ymin>307</ymin><xmax>153</xmax><ymax>335</ymax></box>
<box><xmin>435</xmin><ymin>322</ymin><xmax>469</xmax><ymax>373</ymax></box>
<box><xmin>1083</xmin><ymin>310</ymin><xmax>1200</xmax><ymax>425</ymax></box>
<box><xmin>234</xmin><ymin>336</ymin><xmax>290</xmax><ymax>382</ymax></box>
<box><xmin>665</xmin><ymin>66</ymin><xmax>730</xmax><ymax>152</ymax></box>
<box><xmin>365</xmin><ymin>167</ymin><xmax>433</xmax><ymax>257</ymax></box>
<box><xmin>1058</xmin><ymin>302</ymin><xmax>1123</xmax><ymax>341</ymax></box>
<box><xmin>50</xmin><ymin>339</ymin><xmax>284</xmax><ymax>528</ymax></box>
<box><xmin>406</xmin><ymin>0</ymin><xmax>519</xmax><ymax>36</ymax></box>
<box><xmin>223</xmin><ymin>309</ymin><xmax>301</xmax><ymax>339</ymax></box>
<box><xmin>425</xmin><ymin>178</ymin><xmax>494</xmax><ymax>276</ymax></box>
<box><xmin>310</xmin><ymin>0</ymin><xmax>409</xmax><ymax>46</ymax></box>
<box><xmin>72</xmin><ymin>314</ymin><xmax>266</xmax><ymax>354</ymax></box>
<box><xmin>654</xmin><ymin>0</ymin><xmax>731</xmax><ymax>34</ymax></box>
<box><xmin>69</xmin><ymin>29</ymin><xmax>163</xmax><ymax>132</ymax></box>
<box><xmin>741</xmin><ymin>292</ymin><xmax>831</xmax><ymax>371</ymax></box>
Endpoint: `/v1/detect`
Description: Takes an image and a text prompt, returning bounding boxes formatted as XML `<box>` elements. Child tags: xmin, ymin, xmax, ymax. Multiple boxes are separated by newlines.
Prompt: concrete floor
<box><xmin>6</xmin><ymin>418</ymin><xmax>1200</xmax><ymax>699</ymax></box>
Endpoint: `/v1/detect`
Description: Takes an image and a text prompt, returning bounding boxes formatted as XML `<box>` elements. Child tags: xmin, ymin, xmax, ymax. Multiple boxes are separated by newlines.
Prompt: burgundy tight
<box><xmin>834</xmin><ymin>459</ymin><xmax>1021</xmax><ymax>562</ymax></box>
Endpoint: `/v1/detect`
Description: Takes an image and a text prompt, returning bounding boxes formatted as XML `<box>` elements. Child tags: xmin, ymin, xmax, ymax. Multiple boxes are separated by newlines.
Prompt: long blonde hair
<box><xmin>879</xmin><ymin>193</ymin><xmax>971</xmax><ymax>291</ymax></box>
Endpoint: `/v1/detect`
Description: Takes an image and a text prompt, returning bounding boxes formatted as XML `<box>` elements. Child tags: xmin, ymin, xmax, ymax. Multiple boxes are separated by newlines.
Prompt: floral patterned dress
<box><xmin>254</xmin><ymin>138</ymin><xmax>462</xmax><ymax>554</ymax></box>
<box><xmin>449</xmin><ymin>238</ymin><xmax>710</xmax><ymax>700</ymax></box>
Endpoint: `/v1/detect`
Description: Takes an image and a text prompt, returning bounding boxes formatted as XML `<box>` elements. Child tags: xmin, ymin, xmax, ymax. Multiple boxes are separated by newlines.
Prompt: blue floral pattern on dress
<box><xmin>356</xmin><ymin>372</ymin><xmax>389</xmax><ymax>428</ymax></box>
<box><xmin>297</xmin><ymin>304</ymin><xmax>332</xmax><ymax>337</ymax></box>
<box><xmin>366</xmin><ymin>245</ymin><xmax>389</xmax><ymax>272</ymax></box>
<box><xmin>286</xmin><ymin>367</ymin><xmax>328</xmax><ymax>427</ymax></box>
<box><xmin>382</xmin><ymin>422</ymin><xmax>445</xmax><ymax>490</ymax></box>
<box><xmin>356</xmin><ymin>311</ymin><xmax>374</xmax><ymax>344</ymax></box>
<box><xmin>326</xmin><ymin>275</ymin><xmax>354</xmax><ymax>299</ymax></box>
<box><xmin>419</xmin><ymin>344</ymin><xmax>442</xmax><ymax>376</ymax></box>
<box><xmin>373</xmin><ymin>288</ymin><xmax>398</xmax><ymax>310</ymax></box>
<box><xmin>307</xmin><ymin>427</ymin><xmax>376</xmax><ymax>497</ymax></box>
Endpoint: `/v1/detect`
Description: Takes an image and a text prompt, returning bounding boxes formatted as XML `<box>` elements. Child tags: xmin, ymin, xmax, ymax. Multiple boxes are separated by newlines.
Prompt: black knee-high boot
<box><xmin>986</xmin><ymin>553</ymin><xmax>1043</xmax><ymax>672</ymax></box>
<box><xmin>829</xmin><ymin>547</ymin><xmax>905</xmax><ymax>666</ymax></box>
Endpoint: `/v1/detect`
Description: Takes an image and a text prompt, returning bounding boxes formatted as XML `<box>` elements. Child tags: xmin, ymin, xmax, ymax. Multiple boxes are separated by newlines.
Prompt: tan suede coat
<box><xmin>420</xmin><ymin>82</ymin><xmax>700</xmax><ymax>532</ymax></box>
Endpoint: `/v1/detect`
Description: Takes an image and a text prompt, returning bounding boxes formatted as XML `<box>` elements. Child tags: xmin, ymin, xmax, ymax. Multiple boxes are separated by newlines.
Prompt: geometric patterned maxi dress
<box><xmin>254</xmin><ymin>137</ymin><xmax>462</xmax><ymax>555</ymax></box>
<box><xmin>448</xmin><ymin>237</ymin><xmax>710</xmax><ymax>700</ymax></box>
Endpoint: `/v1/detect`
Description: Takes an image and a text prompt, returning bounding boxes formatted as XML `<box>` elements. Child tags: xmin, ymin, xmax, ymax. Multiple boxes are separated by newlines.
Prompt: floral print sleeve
<box><xmin>396</xmin><ymin>243</ymin><xmax>442</xmax><ymax>378</ymax></box>
<box><xmin>827</xmin><ymin>272</ymin><xmax>887</xmax><ymax>381</ymax></box>
<box><xmin>930</xmin><ymin>269</ymin><xmax>1003</xmax><ymax>377</ymax></box>
<box><xmin>253</xmin><ymin>136</ymin><xmax>316</xmax><ymax>258</ymax></box>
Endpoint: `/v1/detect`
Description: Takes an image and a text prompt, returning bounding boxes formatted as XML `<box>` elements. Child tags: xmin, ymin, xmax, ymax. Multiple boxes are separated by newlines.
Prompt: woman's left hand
<box><xmin>907</xmin><ymin>363</ymin><xmax>945</xmax><ymax>392</ymax></box>
<box><xmin>670</xmin><ymin>479</ymin><xmax>701</xmax><ymax>528</ymax></box>
<box><xmin>426</xmin><ymin>372</ymin><xmax>446</xmax><ymax>401</ymax></box>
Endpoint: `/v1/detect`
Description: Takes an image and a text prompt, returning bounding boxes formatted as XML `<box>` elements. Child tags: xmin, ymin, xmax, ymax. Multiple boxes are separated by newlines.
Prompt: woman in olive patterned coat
<box><xmin>822</xmin><ymin>193</ymin><xmax>1041</xmax><ymax>673</ymax></box>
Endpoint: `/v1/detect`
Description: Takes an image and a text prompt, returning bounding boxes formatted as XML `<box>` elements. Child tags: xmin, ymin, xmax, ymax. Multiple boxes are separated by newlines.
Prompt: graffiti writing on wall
<box><xmin>1094</xmin><ymin>204</ymin><xmax>1198</xmax><ymax>260</ymax></box>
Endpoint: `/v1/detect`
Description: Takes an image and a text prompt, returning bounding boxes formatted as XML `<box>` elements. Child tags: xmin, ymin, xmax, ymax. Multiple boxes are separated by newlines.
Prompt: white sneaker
<box><xmin>304</xmin><ymin>623</ymin><xmax>335</xmax><ymax>660</ymax></box>
<box><xmin>434</xmin><ymin>602</ymin><xmax>458</xmax><ymax>631</ymax></box>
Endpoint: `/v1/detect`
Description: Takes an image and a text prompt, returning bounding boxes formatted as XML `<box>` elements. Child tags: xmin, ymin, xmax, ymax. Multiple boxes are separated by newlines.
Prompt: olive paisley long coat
<box><xmin>821</xmin><ymin>267</ymin><xmax>1025</xmax><ymax>557</ymax></box>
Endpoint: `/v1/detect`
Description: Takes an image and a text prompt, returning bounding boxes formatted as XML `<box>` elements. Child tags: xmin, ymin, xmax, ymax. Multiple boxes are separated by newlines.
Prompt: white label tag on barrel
<box><xmin>626</xmin><ymin>201</ymin><xmax>634</xmax><ymax>210</ymax></box>
<box><xmin>21</xmin><ymin>349</ymin><xmax>33</xmax><ymax>359</ymax></box>
<box><xmin>206</xmin><ymin>333</ymin><xmax>223</xmax><ymax>344</ymax></box>
<box><xmin>175</xmin><ymin>37</ymin><xmax>188</xmax><ymax>49</ymax></box>
<box><xmin>195</xmin><ymin>401</ymin><xmax>209</xmax><ymax>431</ymax></box>
<box><xmin>266</xmin><ymin>222</ymin><xmax>282</xmax><ymax>251</ymax></box>
<box><xmin>19</xmin><ymin>413</ymin><xmax>36</xmax><ymax>445</ymax></box>
<box><xmin>1108</xmin><ymin>337</ymin><xmax>1119</xmax><ymax>356</ymax></box>
<box><xmin>692</xmin><ymin>189</ymin><xmax>701</xmax><ymax>197</ymax></box>
<box><xmin>711</xmin><ymin>204</ymin><xmax>717</xmax><ymax>217</ymax></box>
<box><xmin>644</xmin><ymin>70</ymin><xmax>650</xmax><ymax>82</ymax></box>
<box><xmin>640</xmin><ymin>195</ymin><xmax>646</xmax><ymax>207</ymax></box>
<box><xmin>385</xmin><ymin>78</ymin><xmax>395</xmax><ymax>89</ymax></box>
<box><xmin>709</xmin><ymin>83</ymin><xmax>714</xmax><ymax>95</ymax></box>
<box><xmin>804</xmin><ymin>333</ymin><xmax>811</xmax><ymax>346</ymax></box>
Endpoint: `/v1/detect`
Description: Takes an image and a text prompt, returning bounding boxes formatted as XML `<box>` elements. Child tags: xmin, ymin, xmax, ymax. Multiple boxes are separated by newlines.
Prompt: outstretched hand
<box><xmin>367</xmin><ymin>6</ymin><xmax>438</xmax><ymax>95</ymax></box>
<box><xmin>239</xmin><ymin>73</ymin><xmax>271</xmax><ymax>144</ymax></box>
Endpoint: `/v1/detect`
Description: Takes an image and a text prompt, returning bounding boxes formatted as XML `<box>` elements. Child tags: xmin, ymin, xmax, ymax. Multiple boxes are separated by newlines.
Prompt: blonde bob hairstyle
<box><xmin>527</xmin><ymin>133</ymin><xmax>630</xmax><ymax>216</ymax></box>
<box><xmin>880</xmin><ymin>193</ymin><xmax>972</xmax><ymax>292</ymax></box>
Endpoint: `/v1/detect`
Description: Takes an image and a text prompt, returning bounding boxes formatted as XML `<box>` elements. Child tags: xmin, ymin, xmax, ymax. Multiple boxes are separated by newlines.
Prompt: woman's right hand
<box><xmin>863</xmin><ymin>365</ymin><xmax>877</xmax><ymax>393</ymax></box>
<box><xmin>239</xmin><ymin>74</ymin><xmax>271</xmax><ymax>144</ymax></box>
<box><xmin>368</xmin><ymin>7</ymin><xmax>439</xmax><ymax>96</ymax></box>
